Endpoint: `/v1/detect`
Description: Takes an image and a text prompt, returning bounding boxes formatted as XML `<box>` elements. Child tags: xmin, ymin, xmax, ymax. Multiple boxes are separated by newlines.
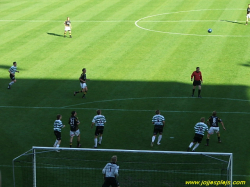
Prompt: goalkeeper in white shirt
<box><xmin>102</xmin><ymin>155</ymin><xmax>120</xmax><ymax>187</ymax></box>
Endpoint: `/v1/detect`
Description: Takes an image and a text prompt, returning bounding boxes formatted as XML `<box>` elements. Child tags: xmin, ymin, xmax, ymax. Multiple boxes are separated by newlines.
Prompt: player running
<box><xmin>91</xmin><ymin>110</ymin><xmax>106</xmax><ymax>148</ymax></box>
<box><xmin>246</xmin><ymin>4</ymin><xmax>250</xmax><ymax>25</ymax></box>
<box><xmin>74</xmin><ymin>68</ymin><xmax>90</xmax><ymax>98</ymax></box>
<box><xmin>68</xmin><ymin>111</ymin><xmax>81</xmax><ymax>148</ymax></box>
<box><xmin>102</xmin><ymin>155</ymin><xmax>120</xmax><ymax>187</ymax></box>
<box><xmin>205</xmin><ymin>111</ymin><xmax>226</xmax><ymax>146</ymax></box>
<box><xmin>191</xmin><ymin>67</ymin><xmax>203</xmax><ymax>98</ymax></box>
<box><xmin>8</xmin><ymin>62</ymin><xmax>19</xmax><ymax>89</ymax></box>
<box><xmin>64</xmin><ymin>17</ymin><xmax>72</xmax><ymax>38</ymax></box>
<box><xmin>151</xmin><ymin>110</ymin><xmax>165</xmax><ymax>147</ymax></box>
<box><xmin>187</xmin><ymin>117</ymin><xmax>208</xmax><ymax>152</ymax></box>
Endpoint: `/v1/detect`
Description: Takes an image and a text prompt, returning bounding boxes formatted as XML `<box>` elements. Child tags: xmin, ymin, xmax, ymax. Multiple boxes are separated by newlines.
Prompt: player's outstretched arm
<box><xmin>221</xmin><ymin>122</ymin><xmax>226</xmax><ymax>130</ymax></box>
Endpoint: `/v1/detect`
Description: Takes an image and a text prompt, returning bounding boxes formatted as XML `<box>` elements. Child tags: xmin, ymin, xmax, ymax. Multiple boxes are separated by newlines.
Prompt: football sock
<box><xmin>218</xmin><ymin>137</ymin><xmax>221</xmax><ymax>142</ymax></box>
<box><xmin>70</xmin><ymin>142</ymin><xmax>72</xmax><ymax>148</ymax></box>
<box><xmin>152</xmin><ymin>136</ymin><xmax>156</xmax><ymax>143</ymax></box>
<box><xmin>198</xmin><ymin>89</ymin><xmax>201</xmax><ymax>96</ymax></box>
<box><xmin>94</xmin><ymin>138</ymin><xmax>97</xmax><ymax>147</ymax></box>
<box><xmin>54</xmin><ymin>140</ymin><xmax>58</xmax><ymax>147</ymax></box>
<box><xmin>192</xmin><ymin>143</ymin><xmax>199</xmax><ymax>151</ymax></box>
<box><xmin>75</xmin><ymin>91</ymin><xmax>79</xmax><ymax>93</ymax></box>
<box><xmin>206</xmin><ymin>139</ymin><xmax>209</xmax><ymax>145</ymax></box>
<box><xmin>77</xmin><ymin>141</ymin><xmax>80</xmax><ymax>146</ymax></box>
<box><xmin>157</xmin><ymin>135</ymin><xmax>162</xmax><ymax>144</ymax></box>
<box><xmin>9</xmin><ymin>81</ymin><xmax>14</xmax><ymax>85</ymax></box>
<box><xmin>189</xmin><ymin>142</ymin><xmax>194</xmax><ymax>148</ymax></box>
<box><xmin>192</xmin><ymin>89</ymin><xmax>195</xmax><ymax>95</ymax></box>
<box><xmin>99</xmin><ymin>137</ymin><xmax>102</xmax><ymax>144</ymax></box>
<box><xmin>56</xmin><ymin>144</ymin><xmax>60</xmax><ymax>148</ymax></box>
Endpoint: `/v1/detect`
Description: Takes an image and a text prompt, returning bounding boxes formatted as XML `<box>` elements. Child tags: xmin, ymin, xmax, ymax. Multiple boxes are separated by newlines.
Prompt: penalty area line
<box><xmin>0</xmin><ymin>106</ymin><xmax>249</xmax><ymax>114</ymax></box>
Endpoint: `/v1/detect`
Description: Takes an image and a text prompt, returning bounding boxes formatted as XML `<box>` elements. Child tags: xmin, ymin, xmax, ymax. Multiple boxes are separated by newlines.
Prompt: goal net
<box><xmin>13</xmin><ymin>146</ymin><xmax>233</xmax><ymax>187</ymax></box>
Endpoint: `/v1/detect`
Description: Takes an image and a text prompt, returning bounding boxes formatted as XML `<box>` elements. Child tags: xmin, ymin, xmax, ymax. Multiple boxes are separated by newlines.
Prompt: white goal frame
<box><xmin>13</xmin><ymin>146</ymin><xmax>233</xmax><ymax>187</ymax></box>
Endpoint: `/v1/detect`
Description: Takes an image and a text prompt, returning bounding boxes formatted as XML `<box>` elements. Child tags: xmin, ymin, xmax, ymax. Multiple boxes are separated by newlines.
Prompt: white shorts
<box><xmin>247</xmin><ymin>14</ymin><xmax>250</xmax><ymax>19</ymax></box>
<box><xmin>80</xmin><ymin>83</ymin><xmax>87</xmax><ymax>89</ymax></box>
<box><xmin>208</xmin><ymin>127</ymin><xmax>219</xmax><ymax>135</ymax></box>
<box><xmin>70</xmin><ymin>129</ymin><xmax>80</xmax><ymax>137</ymax></box>
<box><xmin>65</xmin><ymin>26</ymin><xmax>71</xmax><ymax>31</ymax></box>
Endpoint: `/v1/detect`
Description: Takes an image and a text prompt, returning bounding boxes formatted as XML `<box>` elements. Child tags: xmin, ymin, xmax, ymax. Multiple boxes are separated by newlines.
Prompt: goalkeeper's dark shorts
<box><xmin>102</xmin><ymin>177</ymin><xmax>119</xmax><ymax>187</ymax></box>
<box><xmin>193</xmin><ymin>133</ymin><xmax>203</xmax><ymax>143</ymax></box>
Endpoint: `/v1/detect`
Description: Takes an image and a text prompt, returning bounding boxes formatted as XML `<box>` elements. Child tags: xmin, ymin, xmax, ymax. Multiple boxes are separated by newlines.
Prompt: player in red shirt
<box><xmin>191</xmin><ymin>67</ymin><xmax>202</xmax><ymax>98</ymax></box>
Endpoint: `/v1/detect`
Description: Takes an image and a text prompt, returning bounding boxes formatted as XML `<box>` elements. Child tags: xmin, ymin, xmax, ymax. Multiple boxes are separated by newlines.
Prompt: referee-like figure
<box><xmin>191</xmin><ymin>67</ymin><xmax>203</xmax><ymax>98</ymax></box>
<box><xmin>102</xmin><ymin>155</ymin><xmax>120</xmax><ymax>187</ymax></box>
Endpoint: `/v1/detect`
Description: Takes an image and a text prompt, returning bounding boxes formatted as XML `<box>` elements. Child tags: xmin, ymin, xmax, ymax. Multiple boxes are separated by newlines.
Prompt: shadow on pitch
<box><xmin>241</xmin><ymin>62</ymin><xmax>250</xmax><ymax>67</ymax></box>
<box><xmin>220</xmin><ymin>20</ymin><xmax>245</xmax><ymax>25</ymax></box>
<box><xmin>0</xmin><ymin>65</ymin><xmax>24</xmax><ymax>70</ymax></box>
<box><xmin>47</xmin><ymin>32</ymin><xmax>64</xmax><ymax>37</ymax></box>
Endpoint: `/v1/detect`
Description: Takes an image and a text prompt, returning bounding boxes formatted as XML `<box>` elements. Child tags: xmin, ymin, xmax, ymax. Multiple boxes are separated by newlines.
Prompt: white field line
<box><xmin>61</xmin><ymin>96</ymin><xmax>250</xmax><ymax>108</ymax></box>
<box><xmin>0</xmin><ymin>19</ymin><xmax>245</xmax><ymax>23</ymax></box>
<box><xmin>0</xmin><ymin>96</ymin><xmax>250</xmax><ymax>114</ymax></box>
<box><xmin>0</xmin><ymin>20</ymin><xmax>134</xmax><ymax>23</ymax></box>
<box><xmin>135</xmin><ymin>9</ymin><xmax>250</xmax><ymax>37</ymax></box>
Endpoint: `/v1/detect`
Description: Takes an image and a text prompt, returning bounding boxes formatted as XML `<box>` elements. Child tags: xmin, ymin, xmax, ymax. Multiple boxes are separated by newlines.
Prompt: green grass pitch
<box><xmin>0</xmin><ymin>0</ymin><xmax>250</xmax><ymax>186</ymax></box>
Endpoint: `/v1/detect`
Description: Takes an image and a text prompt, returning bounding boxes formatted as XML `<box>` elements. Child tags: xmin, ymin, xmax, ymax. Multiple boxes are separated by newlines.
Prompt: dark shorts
<box><xmin>153</xmin><ymin>125</ymin><xmax>163</xmax><ymax>135</ymax></box>
<box><xmin>54</xmin><ymin>131</ymin><xmax>61</xmax><ymax>140</ymax></box>
<box><xmin>102</xmin><ymin>177</ymin><xmax>119</xmax><ymax>187</ymax></box>
<box><xmin>10</xmin><ymin>74</ymin><xmax>15</xmax><ymax>80</ymax></box>
<box><xmin>193</xmin><ymin>133</ymin><xmax>203</xmax><ymax>143</ymax></box>
<box><xmin>95</xmin><ymin>126</ymin><xmax>104</xmax><ymax>136</ymax></box>
<box><xmin>193</xmin><ymin>80</ymin><xmax>201</xmax><ymax>86</ymax></box>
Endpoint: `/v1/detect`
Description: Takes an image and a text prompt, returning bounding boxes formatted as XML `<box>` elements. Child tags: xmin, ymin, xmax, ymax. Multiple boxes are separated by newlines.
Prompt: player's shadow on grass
<box><xmin>241</xmin><ymin>62</ymin><xmax>250</xmax><ymax>67</ymax></box>
<box><xmin>0</xmin><ymin>65</ymin><xmax>24</xmax><ymax>70</ymax></box>
<box><xmin>47</xmin><ymin>32</ymin><xmax>64</xmax><ymax>37</ymax></box>
<box><xmin>220</xmin><ymin>20</ymin><xmax>245</xmax><ymax>25</ymax></box>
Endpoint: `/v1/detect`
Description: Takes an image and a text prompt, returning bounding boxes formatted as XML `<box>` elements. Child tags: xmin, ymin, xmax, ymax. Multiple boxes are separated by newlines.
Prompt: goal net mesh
<box><xmin>13</xmin><ymin>147</ymin><xmax>232</xmax><ymax>187</ymax></box>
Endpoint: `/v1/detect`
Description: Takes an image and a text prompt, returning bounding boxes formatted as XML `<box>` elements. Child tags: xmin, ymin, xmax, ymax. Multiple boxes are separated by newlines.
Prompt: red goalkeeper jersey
<box><xmin>191</xmin><ymin>71</ymin><xmax>202</xmax><ymax>81</ymax></box>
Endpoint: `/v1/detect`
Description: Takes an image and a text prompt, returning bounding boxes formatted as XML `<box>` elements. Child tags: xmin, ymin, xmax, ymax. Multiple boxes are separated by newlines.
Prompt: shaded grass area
<box><xmin>1</xmin><ymin>78</ymin><xmax>250</xmax><ymax>186</ymax></box>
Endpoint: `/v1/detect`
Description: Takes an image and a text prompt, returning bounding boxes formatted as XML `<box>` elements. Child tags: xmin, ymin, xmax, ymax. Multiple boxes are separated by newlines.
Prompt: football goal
<box><xmin>13</xmin><ymin>146</ymin><xmax>233</xmax><ymax>187</ymax></box>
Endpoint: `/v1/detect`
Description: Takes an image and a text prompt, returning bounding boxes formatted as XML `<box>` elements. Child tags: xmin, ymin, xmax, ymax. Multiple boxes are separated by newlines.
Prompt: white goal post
<box><xmin>13</xmin><ymin>146</ymin><xmax>233</xmax><ymax>187</ymax></box>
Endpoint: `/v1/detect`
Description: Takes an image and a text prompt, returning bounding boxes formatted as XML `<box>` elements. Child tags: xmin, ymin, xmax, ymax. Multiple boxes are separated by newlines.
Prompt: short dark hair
<box><xmin>196</xmin><ymin>67</ymin><xmax>199</xmax><ymax>69</ymax></box>
<box><xmin>155</xmin><ymin>110</ymin><xmax>160</xmax><ymax>114</ymax></box>
<box><xmin>212</xmin><ymin>111</ymin><xmax>217</xmax><ymax>116</ymax></box>
<box><xmin>97</xmin><ymin>109</ymin><xmax>101</xmax><ymax>115</ymax></box>
<box><xmin>82</xmin><ymin>68</ymin><xmax>86</xmax><ymax>71</ymax></box>
<box><xmin>71</xmin><ymin>111</ymin><xmax>76</xmax><ymax>115</ymax></box>
<box><xmin>111</xmin><ymin>155</ymin><xmax>117</xmax><ymax>163</ymax></box>
<box><xmin>200</xmin><ymin>117</ymin><xmax>205</xmax><ymax>122</ymax></box>
<box><xmin>57</xmin><ymin>114</ymin><xmax>62</xmax><ymax>120</ymax></box>
<box><xmin>13</xmin><ymin>62</ymin><xmax>16</xmax><ymax>65</ymax></box>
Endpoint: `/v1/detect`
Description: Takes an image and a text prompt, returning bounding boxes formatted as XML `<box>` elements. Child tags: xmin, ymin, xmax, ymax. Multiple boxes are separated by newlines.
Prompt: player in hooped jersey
<box><xmin>53</xmin><ymin>114</ymin><xmax>65</xmax><ymax>148</ymax></box>
<box><xmin>246</xmin><ymin>4</ymin><xmax>250</xmax><ymax>25</ymax></box>
<box><xmin>91</xmin><ymin>109</ymin><xmax>106</xmax><ymax>148</ymax></box>
<box><xmin>191</xmin><ymin>67</ymin><xmax>203</xmax><ymax>98</ymax></box>
<box><xmin>205</xmin><ymin>111</ymin><xmax>226</xmax><ymax>146</ymax></box>
<box><xmin>8</xmin><ymin>62</ymin><xmax>19</xmax><ymax>89</ymax></box>
<box><xmin>151</xmin><ymin>110</ymin><xmax>165</xmax><ymax>147</ymax></box>
<box><xmin>68</xmin><ymin>111</ymin><xmax>81</xmax><ymax>148</ymax></box>
<box><xmin>102</xmin><ymin>155</ymin><xmax>120</xmax><ymax>187</ymax></box>
<box><xmin>64</xmin><ymin>17</ymin><xmax>72</xmax><ymax>38</ymax></box>
<box><xmin>187</xmin><ymin>117</ymin><xmax>208</xmax><ymax>152</ymax></box>
<box><xmin>74</xmin><ymin>68</ymin><xmax>90</xmax><ymax>98</ymax></box>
